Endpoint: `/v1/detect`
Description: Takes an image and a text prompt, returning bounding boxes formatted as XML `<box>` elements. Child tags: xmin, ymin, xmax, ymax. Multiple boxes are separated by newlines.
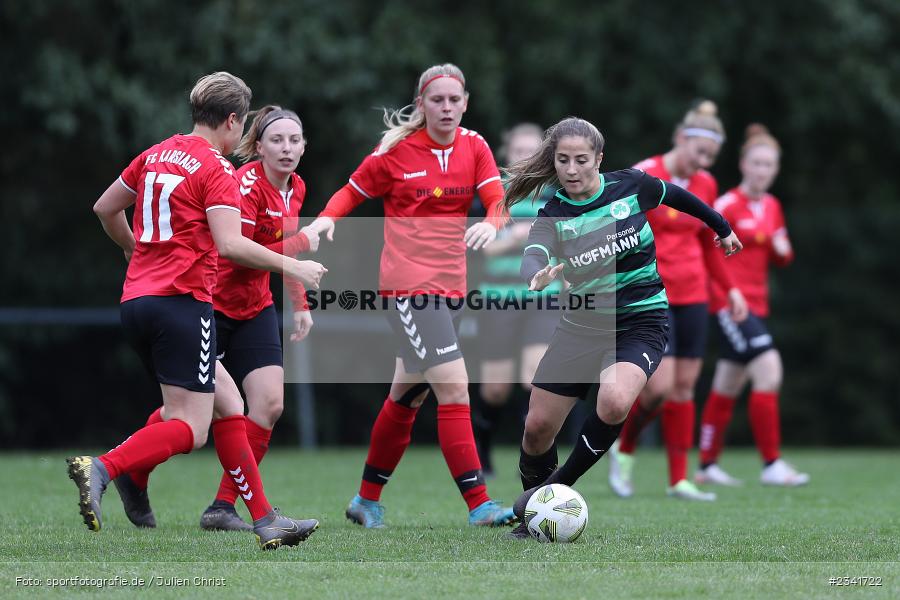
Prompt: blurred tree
<box><xmin>0</xmin><ymin>0</ymin><xmax>897</xmax><ymax>446</ymax></box>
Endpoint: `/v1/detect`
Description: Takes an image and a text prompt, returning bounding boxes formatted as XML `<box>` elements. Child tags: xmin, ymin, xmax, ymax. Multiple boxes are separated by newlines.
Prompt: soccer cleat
<box><xmin>607</xmin><ymin>440</ymin><xmax>635</xmax><ymax>498</ymax></box>
<box><xmin>506</xmin><ymin>522</ymin><xmax>532</xmax><ymax>540</ymax></box>
<box><xmin>760</xmin><ymin>459</ymin><xmax>810</xmax><ymax>487</ymax></box>
<box><xmin>253</xmin><ymin>508</ymin><xmax>319</xmax><ymax>550</ymax></box>
<box><xmin>468</xmin><ymin>500</ymin><xmax>516</xmax><ymax>527</ymax></box>
<box><xmin>345</xmin><ymin>494</ymin><xmax>385</xmax><ymax>529</ymax></box>
<box><xmin>513</xmin><ymin>486</ymin><xmax>540</xmax><ymax>521</ymax></box>
<box><xmin>694</xmin><ymin>463</ymin><xmax>743</xmax><ymax>487</ymax></box>
<box><xmin>667</xmin><ymin>479</ymin><xmax>717</xmax><ymax>502</ymax></box>
<box><xmin>66</xmin><ymin>456</ymin><xmax>110</xmax><ymax>532</ymax></box>
<box><xmin>200</xmin><ymin>501</ymin><xmax>253</xmax><ymax>532</ymax></box>
<box><xmin>113</xmin><ymin>473</ymin><xmax>157</xmax><ymax>528</ymax></box>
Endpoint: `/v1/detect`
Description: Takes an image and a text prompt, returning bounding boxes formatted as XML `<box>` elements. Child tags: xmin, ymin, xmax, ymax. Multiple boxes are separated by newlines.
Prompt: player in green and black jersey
<box><xmin>500</xmin><ymin>117</ymin><xmax>742</xmax><ymax>537</ymax></box>
<box><xmin>473</xmin><ymin>124</ymin><xmax>562</xmax><ymax>476</ymax></box>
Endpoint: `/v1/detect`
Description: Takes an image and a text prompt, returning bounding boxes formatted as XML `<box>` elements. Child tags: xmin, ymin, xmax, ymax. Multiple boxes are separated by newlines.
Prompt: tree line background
<box><xmin>1</xmin><ymin>0</ymin><xmax>898</xmax><ymax>448</ymax></box>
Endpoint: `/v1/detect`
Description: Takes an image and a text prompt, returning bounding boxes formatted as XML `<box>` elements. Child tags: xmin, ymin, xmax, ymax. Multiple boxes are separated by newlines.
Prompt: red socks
<box><xmin>662</xmin><ymin>399</ymin><xmax>694</xmax><ymax>486</ymax></box>
<box><xmin>98</xmin><ymin>418</ymin><xmax>193</xmax><ymax>480</ymax></box>
<box><xmin>437</xmin><ymin>404</ymin><xmax>490</xmax><ymax>510</ymax></box>
<box><xmin>618</xmin><ymin>398</ymin><xmax>661</xmax><ymax>454</ymax></box>
<box><xmin>749</xmin><ymin>391</ymin><xmax>781</xmax><ymax>463</ymax></box>
<box><xmin>215</xmin><ymin>417</ymin><xmax>272</xmax><ymax>505</ymax></box>
<box><xmin>211</xmin><ymin>415</ymin><xmax>272</xmax><ymax>521</ymax></box>
<box><xmin>127</xmin><ymin>407</ymin><xmax>165</xmax><ymax>489</ymax></box>
<box><xmin>699</xmin><ymin>392</ymin><xmax>737</xmax><ymax>466</ymax></box>
<box><xmin>359</xmin><ymin>398</ymin><xmax>419</xmax><ymax>501</ymax></box>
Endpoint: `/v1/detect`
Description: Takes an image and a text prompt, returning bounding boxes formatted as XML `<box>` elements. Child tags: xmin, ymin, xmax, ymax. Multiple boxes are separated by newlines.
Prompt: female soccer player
<box><xmin>608</xmin><ymin>100</ymin><xmax>748</xmax><ymax>501</ymax></box>
<box><xmin>306</xmin><ymin>64</ymin><xmax>515</xmax><ymax>528</ymax></box>
<box><xmin>696</xmin><ymin>124</ymin><xmax>809</xmax><ymax>487</ymax></box>
<box><xmin>115</xmin><ymin>105</ymin><xmax>322</xmax><ymax>532</ymax></box>
<box><xmin>474</xmin><ymin>123</ymin><xmax>560</xmax><ymax>476</ymax></box>
<box><xmin>68</xmin><ymin>73</ymin><xmax>325</xmax><ymax>550</ymax></box>
<box><xmin>505</xmin><ymin>116</ymin><xmax>741</xmax><ymax>538</ymax></box>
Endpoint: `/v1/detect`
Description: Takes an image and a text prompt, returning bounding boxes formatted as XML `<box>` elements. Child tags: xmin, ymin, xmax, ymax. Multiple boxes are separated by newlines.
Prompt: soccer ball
<box><xmin>523</xmin><ymin>483</ymin><xmax>589</xmax><ymax>543</ymax></box>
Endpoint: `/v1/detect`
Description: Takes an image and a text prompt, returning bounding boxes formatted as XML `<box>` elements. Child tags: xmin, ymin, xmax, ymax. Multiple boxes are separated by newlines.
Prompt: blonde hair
<box><xmin>376</xmin><ymin>63</ymin><xmax>467</xmax><ymax>155</ymax></box>
<box><xmin>234</xmin><ymin>105</ymin><xmax>304</xmax><ymax>161</ymax></box>
<box><xmin>503</xmin><ymin>117</ymin><xmax>605</xmax><ymax>210</ymax></box>
<box><xmin>674</xmin><ymin>99</ymin><xmax>725</xmax><ymax>144</ymax></box>
<box><xmin>189</xmin><ymin>71</ymin><xmax>252</xmax><ymax>128</ymax></box>
<box><xmin>499</xmin><ymin>122</ymin><xmax>544</xmax><ymax>166</ymax></box>
<box><xmin>741</xmin><ymin>123</ymin><xmax>781</xmax><ymax>158</ymax></box>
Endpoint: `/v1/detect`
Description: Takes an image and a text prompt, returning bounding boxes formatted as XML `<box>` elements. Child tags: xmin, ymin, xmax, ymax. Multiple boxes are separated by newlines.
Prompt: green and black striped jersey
<box><xmin>522</xmin><ymin>168</ymin><xmax>669</xmax><ymax>327</ymax></box>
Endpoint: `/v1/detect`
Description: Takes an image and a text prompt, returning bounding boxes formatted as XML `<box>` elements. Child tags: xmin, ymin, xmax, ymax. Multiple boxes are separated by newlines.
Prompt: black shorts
<box><xmin>664</xmin><ymin>303</ymin><xmax>709</xmax><ymax>358</ymax></box>
<box><xmin>121</xmin><ymin>294</ymin><xmax>215</xmax><ymax>393</ymax></box>
<box><xmin>478</xmin><ymin>298</ymin><xmax>560</xmax><ymax>361</ymax></box>
<box><xmin>532</xmin><ymin>312</ymin><xmax>668</xmax><ymax>399</ymax></box>
<box><xmin>385</xmin><ymin>295</ymin><xmax>464</xmax><ymax>373</ymax></box>
<box><xmin>215</xmin><ymin>304</ymin><xmax>283</xmax><ymax>386</ymax></box>
<box><xmin>715</xmin><ymin>310</ymin><xmax>775</xmax><ymax>364</ymax></box>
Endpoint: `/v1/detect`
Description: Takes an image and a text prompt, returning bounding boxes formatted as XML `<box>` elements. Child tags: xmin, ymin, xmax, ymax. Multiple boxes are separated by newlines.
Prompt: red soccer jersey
<box><xmin>709</xmin><ymin>187</ymin><xmax>792</xmax><ymax>316</ymax></box>
<box><xmin>214</xmin><ymin>161</ymin><xmax>307</xmax><ymax>320</ymax></box>
<box><xmin>119</xmin><ymin>134</ymin><xmax>241</xmax><ymax>303</ymax></box>
<box><xmin>344</xmin><ymin>127</ymin><xmax>501</xmax><ymax>295</ymax></box>
<box><xmin>636</xmin><ymin>155</ymin><xmax>720</xmax><ymax>305</ymax></box>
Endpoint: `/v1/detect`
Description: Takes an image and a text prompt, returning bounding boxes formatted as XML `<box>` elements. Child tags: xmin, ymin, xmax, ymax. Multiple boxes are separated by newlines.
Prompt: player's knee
<box><xmin>433</xmin><ymin>382</ymin><xmax>469</xmax><ymax>405</ymax></box>
<box><xmin>249</xmin><ymin>393</ymin><xmax>283</xmax><ymax>428</ymax></box>
<box><xmin>597</xmin><ymin>389</ymin><xmax>634</xmax><ymax>424</ymax></box>
<box><xmin>191</xmin><ymin>427</ymin><xmax>209</xmax><ymax>450</ymax></box>
<box><xmin>671</xmin><ymin>379</ymin><xmax>696</xmax><ymax>401</ymax></box>
<box><xmin>751</xmin><ymin>374</ymin><xmax>781</xmax><ymax>393</ymax></box>
<box><xmin>523</xmin><ymin>412</ymin><xmax>556</xmax><ymax>446</ymax></box>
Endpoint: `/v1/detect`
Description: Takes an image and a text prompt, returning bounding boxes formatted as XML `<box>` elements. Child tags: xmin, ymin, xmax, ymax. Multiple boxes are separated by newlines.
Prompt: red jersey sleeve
<box><xmin>770</xmin><ymin>198</ymin><xmax>795</xmax><ymax>267</ymax></box>
<box><xmin>202</xmin><ymin>153</ymin><xmax>241</xmax><ymax>212</ymax></box>
<box><xmin>320</xmin><ymin>184</ymin><xmax>367</xmax><ymax>220</ymax></box>
<box><xmin>118</xmin><ymin>151</ymin><xmax>147</xmax><ymax>194</ymax></box>
<box><xmin>701</xmin><ymin>230</ymin><xmax>735</xmax><ymax>290</ymax></box>
<box><xmin>286</xmin><ymin>279</ymin><xmax>309</xmax><ymax>310</ymax></box>
<box><xmin>347</xmin><ymin>151</ymin><xmax>392</xmax><ymax>200</ymax></box>
<box><xmin>474</xmin><ymin>136</ymin><xmax>502</xmax><ymax>191</ymax></box>
<box><xmin>700</xmin><ymin>185</ymin><xmax>735</xmax><ymax>290</ymax></box>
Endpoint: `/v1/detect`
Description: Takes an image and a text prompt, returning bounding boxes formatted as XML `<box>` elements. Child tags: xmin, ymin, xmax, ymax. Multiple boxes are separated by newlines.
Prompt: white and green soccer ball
<box><xmin>523</xmin><ymin>483</ymin><xmax>588</xmax><ymax>543</ymax></box>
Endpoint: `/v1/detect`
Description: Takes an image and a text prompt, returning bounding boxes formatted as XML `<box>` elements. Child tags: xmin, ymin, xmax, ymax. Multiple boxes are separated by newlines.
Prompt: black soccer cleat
<box><xmin>506</xmin><ymin>521</ymin><xmax>532</xmax><ymax>540</ymax></box>
<box><xmin>66</xmin><ymin>456</ymin><xmax>110</xmax><ymax>532</ymax></box>
<box><xmin>253</xmin><ymin>508</ymin><xmax>319</xmax><ymax>550</ymax></box>
<box><xmin>200</xmin><ymin>501</ymin><xmax>253</xmax><ymax>532</ymax></box>
<box><xmin>113</xmin><ymin>473</ymin><xmax>156</xmax><ymax>528</ymax></box>
<box><xmin>513</xmin><ymin>485</ymin><xmax>541</xmax><ymax>521</ymax></box>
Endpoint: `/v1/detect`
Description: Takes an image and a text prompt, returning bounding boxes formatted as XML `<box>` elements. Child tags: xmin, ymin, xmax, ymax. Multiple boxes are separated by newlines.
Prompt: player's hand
<box><xmin>291</xmin><ymin>310</ymin><xmax>314</xmax><ymax>342</ymax></box>
<box><xmin>123</xmin><ymin>248</ymin><xmax>133</xmax><ymax>263</ymax></box>
<box><xmin>727</xmin><ymin>287</ymin><xmax>749</xmax><ymax>323</ymax></box>
<box><xmin>286</xmin><ymin>259</ymin><xmax>327</xmax><ymax>289</ymax></box>
<box><xmin>300</xmin><ymin>225</ymin><xmax>320</xmax><ymax>253</ymax></box>
<box><xmin>465</xmin><ymin>221</ymin><xmax>498</xmax><ymax>250</ymax></box>
<box><xmin>529</xmin><ymin>263</ymin><xmax>565</xmax><ymax>291</ymax></box>
<box><xmin>715</xmin><ymin>231</ymin><xmax>743</xmax><ymax>256</ymax></box>
<box><xmin>308</xmin><ymin>217</ymin><xmax>336</xmax><ymax>242</ymax></box>
<box><xmin>772</xmin><ymin>232</ymin><xmax>792</xmax><ymax>258</ymax></box>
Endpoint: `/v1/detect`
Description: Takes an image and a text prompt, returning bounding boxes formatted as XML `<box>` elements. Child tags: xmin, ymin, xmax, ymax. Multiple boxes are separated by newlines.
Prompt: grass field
<box><xmin>2</xmin><ymin>447</ymin><xmax>898</xmax><ymax>599</ymax></box>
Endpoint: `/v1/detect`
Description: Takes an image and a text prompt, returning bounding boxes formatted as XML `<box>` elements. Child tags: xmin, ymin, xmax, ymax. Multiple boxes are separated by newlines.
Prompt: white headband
<box><xmin>682</xmin><ymin>127</ymin><xmax>724</xmax><ymax>144</ymax></box>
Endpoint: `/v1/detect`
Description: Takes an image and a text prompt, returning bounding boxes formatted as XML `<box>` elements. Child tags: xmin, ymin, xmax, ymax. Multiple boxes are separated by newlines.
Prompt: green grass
<box><xmin>1</xmin><ymin>447</ymin><xmax>898</xmax><ymax>598</ymax></box>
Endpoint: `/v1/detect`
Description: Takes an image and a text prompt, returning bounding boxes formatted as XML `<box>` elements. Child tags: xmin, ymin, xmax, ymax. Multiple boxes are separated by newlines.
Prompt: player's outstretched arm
<box><xmin>662</xmin><ymin>183</ymin><xmax>742</xmax><ymax>256</ymax></box>
<box><xmin>93</xmin><ymin>179</ymin><xmax>137</xmax><ymax>261</ymax></box>
<box><xmin>208</xmin><ymin>207</ymin><xmax>327</xmax><ymax>288</ymax></box>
